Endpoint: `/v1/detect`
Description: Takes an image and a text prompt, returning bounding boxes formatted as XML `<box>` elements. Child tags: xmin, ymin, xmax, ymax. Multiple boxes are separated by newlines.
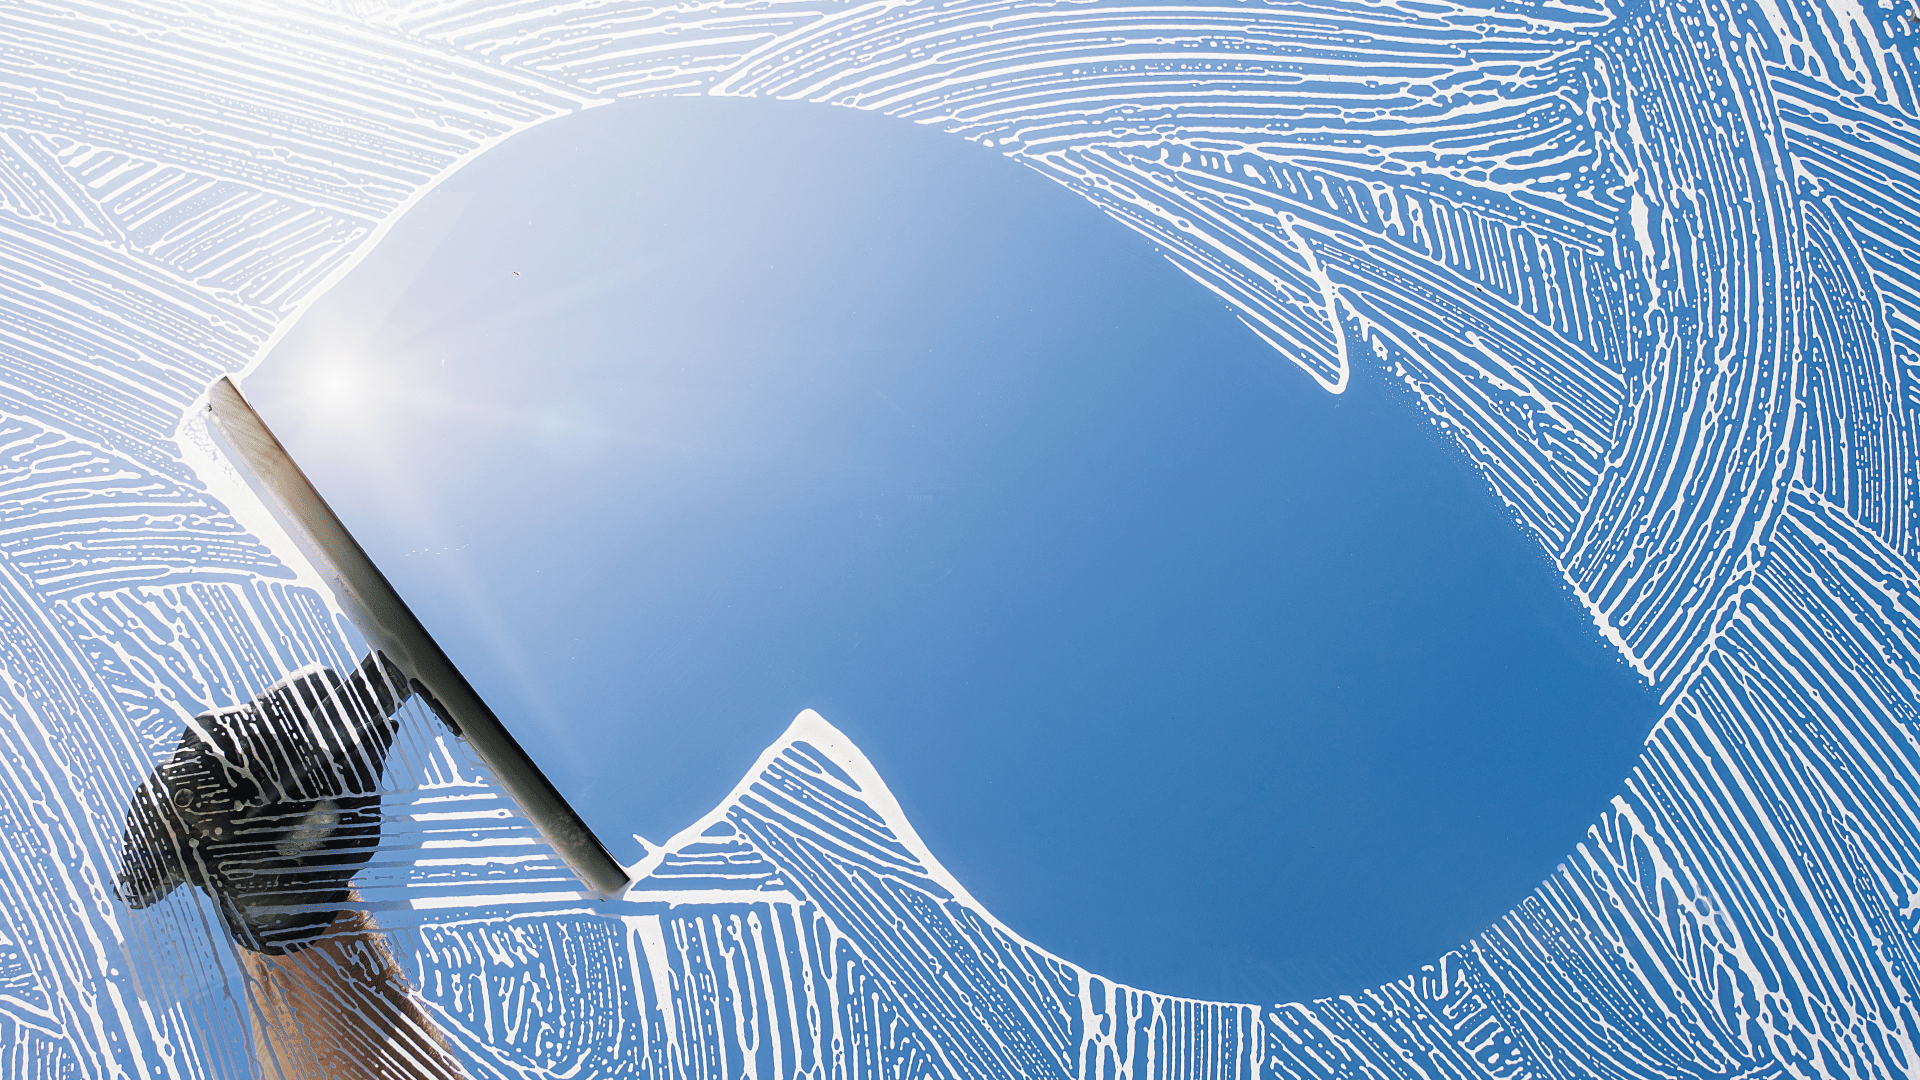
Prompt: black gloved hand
<box><xmin>116</xmin><ymin>653</ymin><xmax>411</xmax><ymax>954</ymax></box>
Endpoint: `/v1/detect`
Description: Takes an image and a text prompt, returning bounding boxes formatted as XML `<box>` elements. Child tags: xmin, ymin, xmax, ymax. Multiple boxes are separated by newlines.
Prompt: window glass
<box><xmin>5</xmin><ymin>2</ymin><xmax>1918</xmax><ymax>1077</ymax></box>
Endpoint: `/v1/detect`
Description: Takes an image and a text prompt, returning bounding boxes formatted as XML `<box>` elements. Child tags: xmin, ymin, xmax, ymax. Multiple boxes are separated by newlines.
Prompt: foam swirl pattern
<box><xmin>0</xmin><ymin>0</ymin><xmax>1918</xmax><ymax>1074</ymax></box>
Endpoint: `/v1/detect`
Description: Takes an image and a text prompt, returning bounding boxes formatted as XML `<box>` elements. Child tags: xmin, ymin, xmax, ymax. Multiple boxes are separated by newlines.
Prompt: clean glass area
<box><xmin>250</xmin><ymin>96</ymin><xmax>1654</xmax><ymax>1004</ymax></box>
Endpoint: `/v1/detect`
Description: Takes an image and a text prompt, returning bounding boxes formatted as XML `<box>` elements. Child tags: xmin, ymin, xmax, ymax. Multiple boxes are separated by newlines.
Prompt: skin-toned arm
<box><xmin>244</xmin><ymin>906</ymin><xmax>466</xmax><ymax>1080</ymax></box>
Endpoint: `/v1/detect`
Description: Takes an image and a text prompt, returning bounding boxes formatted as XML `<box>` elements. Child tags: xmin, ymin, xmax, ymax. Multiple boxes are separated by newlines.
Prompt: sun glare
<box><xmin>313</xmin><ymin>366</ymin><xmax>356</xmax><ymax>407</ymax></box>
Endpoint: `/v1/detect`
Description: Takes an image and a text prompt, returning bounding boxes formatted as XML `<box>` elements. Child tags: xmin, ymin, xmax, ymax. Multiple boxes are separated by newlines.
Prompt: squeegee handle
<box><xmin>204</xmin><ymin>376</ymin><xmax>633</xmax><ymax>900</ymax></box>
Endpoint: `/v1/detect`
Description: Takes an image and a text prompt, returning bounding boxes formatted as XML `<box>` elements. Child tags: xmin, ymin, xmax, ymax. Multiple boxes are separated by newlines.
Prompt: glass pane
<box><xmin>4</xmin><ymin>0</ymin><xmax>1917</xmax><ymax>1077</ymax></box>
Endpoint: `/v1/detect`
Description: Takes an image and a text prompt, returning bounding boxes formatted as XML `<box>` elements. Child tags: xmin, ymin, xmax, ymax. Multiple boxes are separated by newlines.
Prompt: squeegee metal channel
<box><xmin>203</xmin><ymin>375</ymin><xmax>634</xmax><ymax>901</ymax></box>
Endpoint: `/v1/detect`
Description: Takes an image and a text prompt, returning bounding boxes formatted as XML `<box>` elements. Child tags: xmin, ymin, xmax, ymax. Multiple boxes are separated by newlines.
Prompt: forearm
<box><xmin>244</xmin><ymin>907</ymin><xmax>466</xmax><ymax>1080</ymax></box>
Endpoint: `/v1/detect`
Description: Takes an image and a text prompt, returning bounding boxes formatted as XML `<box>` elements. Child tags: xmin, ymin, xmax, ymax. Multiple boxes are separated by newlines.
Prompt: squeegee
<box><xmin>116</xmin><ymin>376</ymin><xmax>630</xmax><ymax>954</ymax></box>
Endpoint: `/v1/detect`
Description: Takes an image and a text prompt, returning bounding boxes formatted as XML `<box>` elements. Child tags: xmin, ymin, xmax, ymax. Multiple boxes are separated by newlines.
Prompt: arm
<box><xmin>245</xmin><ymin>906</ymin><xmax>465</xmax><ymax>1080</ymax></box>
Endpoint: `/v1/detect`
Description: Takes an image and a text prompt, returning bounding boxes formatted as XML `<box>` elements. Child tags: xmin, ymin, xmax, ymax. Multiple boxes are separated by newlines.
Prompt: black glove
<box><xmin>116</xmin><ymin>653</ymin><xmax>411</xmax><ymax>954</ymax></box>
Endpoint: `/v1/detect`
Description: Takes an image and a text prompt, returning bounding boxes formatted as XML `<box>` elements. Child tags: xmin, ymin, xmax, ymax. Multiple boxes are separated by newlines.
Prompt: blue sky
<box><xmin>249</xmin><ymin>97</ymin><xmax>1656</xmax><ymax>1005</ymax></box>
